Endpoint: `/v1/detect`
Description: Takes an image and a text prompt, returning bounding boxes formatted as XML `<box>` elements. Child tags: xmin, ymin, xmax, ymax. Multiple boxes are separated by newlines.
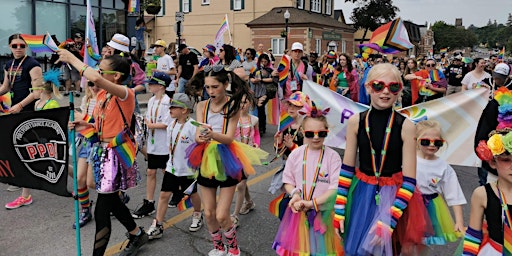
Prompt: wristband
<box><xmin>79</xmin><ymin>65</ymin><xmax>89</xmax><ymax>77</ymax></box>
<box><xmin>290</xmin><ymin>188</ymin><xmax>302</xmax><ymax>198</ymax></box>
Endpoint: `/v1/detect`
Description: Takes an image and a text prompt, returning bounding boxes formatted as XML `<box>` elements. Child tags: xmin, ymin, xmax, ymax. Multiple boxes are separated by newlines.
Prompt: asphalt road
<box><xmin>0</xmin><ymin>94</ymin><xmax>479</xmax><ymax>256</ymax></box>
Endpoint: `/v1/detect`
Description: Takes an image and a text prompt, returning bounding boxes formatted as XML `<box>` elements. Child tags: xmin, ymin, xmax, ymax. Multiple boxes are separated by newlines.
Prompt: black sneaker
<box><xmin>168</xmin><ymin>193</ymin><xmax>183</xmax><ymax>208</ymax></box>
<box><xmin>132</xmin><ymin>199</ymin><xmax>155</xmax><ymax>219</ymax></box>
<box><xmin>72</xmin><ymin>201</ymin><xmax>93</xmax><ymax>229</ymax></box>
<box><xmin>119</xmin><ymin>227</ymin><xmax>149</xmax><ymax>256</ymax></box>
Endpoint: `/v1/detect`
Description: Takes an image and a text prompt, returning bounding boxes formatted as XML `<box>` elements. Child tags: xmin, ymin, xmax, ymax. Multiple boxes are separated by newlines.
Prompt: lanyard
<box><xmin>150</xmin><ymin>97</ymin><xmax>163</xmax><ymax>144</ymax></box>
<box><xmin>302</xmin><ymin>145</ymin><xmax>325</xmax><ymax>201</ymax></box>
<box><xmin>9</xmin><ymin>55</ymin><xmax>27</xmax><ymax>88</ymax></box>
<box><xmin>364</xmin><ymin>109</ymin><xmax>395</xmax><ymax>205</ymax></box>
<box><xmin>203</xmin><ymin>97</ymin><xmax>229</xmax><ymax>134</ymax></box>
<box><xmin>496</xmin><ymin>181</ymin><xmax>512</xmax><ymax>256</ymax></box>
<box><xmin>95</xmin><ymin>93</ymin><xmax>113</xmax><ymax>140</ymax></box>
<box><xmin>169</xmin><ymin>118</ymin><xmax>188</xmax><ymax>173</ymax></box>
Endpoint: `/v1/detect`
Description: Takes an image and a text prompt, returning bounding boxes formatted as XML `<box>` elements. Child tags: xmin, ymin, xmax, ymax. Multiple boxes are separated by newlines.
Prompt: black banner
<box><xmin>0</xmin><ymin>107</ymin><xmax>71</xmax><ymax>197</ymax></box>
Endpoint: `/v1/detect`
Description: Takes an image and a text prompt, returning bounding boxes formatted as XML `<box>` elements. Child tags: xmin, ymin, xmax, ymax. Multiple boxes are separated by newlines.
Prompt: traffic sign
<box><xmin>176</xmin><ymin>12</ymin><xmax>184</xmax><ymax>22</ymax></box>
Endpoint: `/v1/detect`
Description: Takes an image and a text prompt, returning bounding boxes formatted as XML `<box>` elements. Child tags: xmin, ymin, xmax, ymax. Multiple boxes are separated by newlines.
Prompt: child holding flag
<box><xmin>464</xmin><ymin>88</ymin><xmax>512</xmax><ymax>255</ymax></box>
<box><xmin>146</xmin><ymin>93</ymin><xmax>203</xmax><ymax>240</ymax></box>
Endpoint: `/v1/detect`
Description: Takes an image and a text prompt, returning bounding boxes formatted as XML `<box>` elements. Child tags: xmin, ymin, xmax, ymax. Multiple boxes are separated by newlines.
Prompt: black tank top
<box><xmin>485</xmin><ymin>183</ymin><xmax>510</xmax><ymax>244</ymax></box>
<box><xmin>357</xmin><ymin>108</ymin><xmax>405</xmax><ymax>177</ymax></box>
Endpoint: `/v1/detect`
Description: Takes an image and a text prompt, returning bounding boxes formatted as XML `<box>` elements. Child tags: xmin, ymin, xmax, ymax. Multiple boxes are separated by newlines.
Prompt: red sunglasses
<box><xmin>369</xmin><ymin>80</ymin><xmax>402</xmax><ymax>95</ymax></box>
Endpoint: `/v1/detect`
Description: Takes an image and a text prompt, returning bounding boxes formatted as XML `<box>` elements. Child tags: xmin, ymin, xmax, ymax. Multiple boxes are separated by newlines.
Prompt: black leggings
<box><xmin>93</xmin><ymin>193</ymin><xmax>137</xmax><ymax>256</ymax></box>
<box><xmin>257</xmin><ymin>96</ymin><xmax>270</xmax><ymax>133</ymax></box>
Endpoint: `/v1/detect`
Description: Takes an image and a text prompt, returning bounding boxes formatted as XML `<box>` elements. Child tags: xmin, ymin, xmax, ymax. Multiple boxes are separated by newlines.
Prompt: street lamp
<box><xmin>284</xmin><ymin>9</ymin><xmax>290</xmax><ymax>51</ymax></box>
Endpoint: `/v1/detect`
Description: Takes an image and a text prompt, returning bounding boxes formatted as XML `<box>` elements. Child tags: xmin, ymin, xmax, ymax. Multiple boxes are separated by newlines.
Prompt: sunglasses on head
<box><xmin>303</xmin><ymin>130</ymin><xmax>329</xmax><ymax>138</ymax></box>
<box><xmin>426</xmin><ymin>64</ymin><xmax>436</xmax><ymax>67</ymax></box>
<box><xmin>419</xmin><ymin>138</ymin><xmax>444</xmax><ymax>148</ymax></box>
<box><xmin>369</xmin><ymin>80</ymin><xmax>402</xmax><ymax>95</ymax></box>
<box><xmin>10</xmin><ymin>43</ymin><xmax>26</xmax><ymax>49</ymax></box>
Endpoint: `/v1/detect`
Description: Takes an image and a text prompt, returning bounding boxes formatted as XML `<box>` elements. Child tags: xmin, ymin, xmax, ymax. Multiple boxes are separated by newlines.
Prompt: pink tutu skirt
<box><xmin>92</xmin><ymin>143</ymin><xmax>140</xmax><ymax>193</ymax></box>
<box><xmin>273</xmin><ymin>208</ymin><xmax>343</xmax><ymax>256</ymax></box>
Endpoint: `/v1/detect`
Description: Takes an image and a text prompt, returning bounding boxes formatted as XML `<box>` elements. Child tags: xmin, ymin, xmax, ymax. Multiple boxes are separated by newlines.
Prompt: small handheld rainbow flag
<box><xmin>278</xmin><ymin>111</ymin><xmax>294</xmax><ymax>133</ymax></box>
<box><xmin>499</xmin><ymin>46</ymin><xmax>505</xmax><ymax>61</ymax></box>
<box><xmin>277</xmin><ymin>55</ymin><xmax>290</xmax><ymax>88</ymax></box>
<box><xmin>177</xmin><ymin>196</ymin><xmax>193</xmax><ymax>211</ymax></box>
<box><xmin>21</xmin><ymin>33</ymin><xmax>59</xmax><ymax>53</ymax></box>
<box><xmin>439</xmin><ymin>48</ymin><xmax>447</xmax><ymax>54</ymax></box>
<box><xmin>108</xmin><ymin>130</ymin><xmax>136</xmax><ymax>168</ymax></box>
<box><xmin>250</xmin><ymin>66</ymin><xmax>257</xmax><ymax>75</ymax></box>
<box><xmin>429</xmin><ymin>69</ymin><xmax>445</xmax><ymax>82</ymax></box>
<box><xmin>268</xmin><ymin>193</ymin><xmax>289</xmax><ymax>220</ymax></box>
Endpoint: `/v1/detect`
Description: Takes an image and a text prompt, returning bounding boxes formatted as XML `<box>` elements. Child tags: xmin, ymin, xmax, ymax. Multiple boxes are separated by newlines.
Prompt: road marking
<box><xmin>105</xmin><ymin>165</ymin><xmax>280</xmax><ymax>255</ymax></box>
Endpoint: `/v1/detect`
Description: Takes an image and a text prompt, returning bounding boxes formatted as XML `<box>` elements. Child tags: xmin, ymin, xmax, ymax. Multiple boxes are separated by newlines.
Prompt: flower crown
<box><xmin>299</xmin><ymin>100</ymin><xmax>330</xmax><ymax>118</ymax></box>
<box><xmin>476</xmin><ymin>87</ymin><xmax>512</xmax><ymax>161</ymax></box>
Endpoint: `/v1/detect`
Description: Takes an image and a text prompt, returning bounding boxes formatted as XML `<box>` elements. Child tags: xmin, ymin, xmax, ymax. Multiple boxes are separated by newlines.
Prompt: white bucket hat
<box><xmin>107</xmin><ymin>33</ymin><xmax>130</xmax><ymax>53</ymax></box>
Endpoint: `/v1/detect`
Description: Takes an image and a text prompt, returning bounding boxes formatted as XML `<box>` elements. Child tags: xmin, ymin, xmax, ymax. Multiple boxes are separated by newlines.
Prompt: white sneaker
<box><xmin>146</xmin><ymin>219</ymin><xmax>163</xmax><ymax>240</ymax></box>
<box><xmin>208</xmin><ymin>248</ymin><xmax>227</xmax><ymax>256</ymax></box>
<box><xmin>189</xmin><ymin>212</ymin><xmax>203</xmax><ymax>232</ymax></box>
<box><xmin>6</xmin><ymin>185</ymin><xmax>21</xmax><ymax>192</ymax></box>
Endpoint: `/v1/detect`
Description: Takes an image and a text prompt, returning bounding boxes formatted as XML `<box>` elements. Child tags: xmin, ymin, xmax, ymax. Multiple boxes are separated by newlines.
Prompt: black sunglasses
<box><xmin>303</xmin><ymin>130</ymin><xmax>329</xmax><ymax>138</ymax></box>
<box><xmin>419</xmin><ymin>138</ymin><xmax>444</xmax><ymax>148</ymax></box>
<box><xmin>426</xmin><ymin>64</ymin><xmax>436</xmax><ymax>67</ymax></box>
<box><xmin>87</xmin><ymin>81</ymin><xmax>95</xmax><ymax>87</ymax></box>
<box><xmin>10</xmin><ymin>43</ymin><xmax>26</xmax><ymax>49</ymax></box>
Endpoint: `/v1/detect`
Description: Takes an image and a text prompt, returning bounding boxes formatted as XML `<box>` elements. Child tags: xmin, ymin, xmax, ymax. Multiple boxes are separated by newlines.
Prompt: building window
<box><xmin>341</xmin><ymin>40</ymin><xmax>346</xmax><ymax>53</ymax></box>
<box><xmin>315</xmin><ymin>39</ymin><xmax>321</xmax><ymax>54</ymax></box>
<box><xmin>181</xmin><ymin>0</ymin><xmax>191</xmax><ymax>13</ymax></box>
<box><xmin>271</xmin><ymin>38</ymin><xmax>285</xmax><ymax>55</ymax></box>
<box><xmin>325</xmin><ymin>0</ymin><xmax>332</xmax><ymax>15</ymax></box>
<box><xmin>231</xmin><ymin>0</ymin><xmax>244</xmax><ymax>10</ymax></box>
<box><xmin>311</xmin><ymin>0</ymin><xmax>321</xmax><ymax>13</ymax></box>
<box><xmin>296</xmin><ymin>0</ymin><xmax>304</xmax><ymax>9</ymax></box>
<box><xmin>202</xmin><ymin>0</ymin><xmax>210</xmax><ymax>5</ymax></box>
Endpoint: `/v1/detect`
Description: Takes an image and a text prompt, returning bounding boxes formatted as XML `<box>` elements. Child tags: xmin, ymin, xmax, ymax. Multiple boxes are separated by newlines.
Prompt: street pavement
<box><xmin>0</xmin><ymin>92</ymin><xmax>479</xmax><ymax>255</ymax></box>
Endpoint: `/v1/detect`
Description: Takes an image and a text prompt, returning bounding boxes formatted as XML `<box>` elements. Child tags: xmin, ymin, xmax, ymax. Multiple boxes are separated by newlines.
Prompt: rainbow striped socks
<box><xmin>462</xmin><ymin>226</ymin><xmax>482</xmax><ymax>255</ymax></box>
<box><xmin>78</xmin><ymin>186</ymin><xmax>90</xmax><ymax>209</ymax></box>
<box><xmin>333</xmin><ymin>164</ymin><xmax>355</xmax><ymax>229</ymax></box>
<box><xmin>389</xmin><ymin>176</ymin><xmax>416</xmax><ymax>230</ymax></box>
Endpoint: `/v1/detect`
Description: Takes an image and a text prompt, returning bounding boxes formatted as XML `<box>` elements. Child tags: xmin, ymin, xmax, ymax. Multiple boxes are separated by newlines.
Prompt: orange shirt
<box><xmin>93</xmin><ymin>88</ymin><xmax>135</xmax><ymax>140</ymax></box>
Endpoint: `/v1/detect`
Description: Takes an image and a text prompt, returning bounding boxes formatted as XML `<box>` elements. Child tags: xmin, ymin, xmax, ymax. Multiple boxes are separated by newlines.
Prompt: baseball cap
<box><xmin>107</xmin><ymin>33</ymin><xmax>130</xmax><ymax>53</ymax></box>
<box><xmin>203</xmin><ymin>44</ymin><xmax>216</xmax><ymax>53</ymax></box>
<box><xmin>148</xmin><ymin>72</ymin><xmax>172</xmax><ymax>87</ymax></box>
<box><xmin>170</xmin><ymin>93</ymin><xmax>194</xmax><ymax>109</ymax></box>
<box><xmin>151</xmin><ymin>39</ymin><xmax>167</xmax><ymax>48</ymax></box>
<box><xmin>286</xmin><ymin>91</ymin><xmax>309</xmax><ymax>107</ymax></box>
<box><xmin>494</xmin><ymin>63</ymin><xmax>511</xmax><ymax>78</ymax></box>
<box><xmin>178</xmin><ymin>44</ymin><xmax>188</xmax><ymax>52</ymax></box>
<box><xmin>291</xmin><ymin>42</ymin><xmax>303</xmax><ymax>51</ymax></box>
<box><xmin>74</xmin><ymin>33</ymin><xmax>82</xmax><ymax>39</ymax></box>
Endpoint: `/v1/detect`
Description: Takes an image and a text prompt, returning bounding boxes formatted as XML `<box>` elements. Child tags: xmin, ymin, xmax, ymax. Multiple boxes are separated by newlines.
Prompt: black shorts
<box><xmin>161</xmin><ymin>172</ymin><xmax>197</xmax><ymax>194</ymax></box>
<box><xmin>196</xmin><ymin>171</ymin><xmax>245</xmax><ymax>188</ymax></box>
<box><xmin>147</xmin><ymin>154</ymin><xmax>169</xmax><ymax>169</ymax></box>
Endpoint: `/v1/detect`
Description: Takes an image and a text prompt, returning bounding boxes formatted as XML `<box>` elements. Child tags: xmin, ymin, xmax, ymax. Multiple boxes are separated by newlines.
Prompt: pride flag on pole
<box><xmin>266</xmin><ymin>97</ymin><xmax>279</xmax><ymax>126</ymax></box>
<box><xmin>440</xmin><ymin>48</ymin><xmax>448</xmax><ymax>54</ymax></box>
<box><xmin>498</xmin><ymin>46</ymin><xmax>505</xmax><ymax>62</ymax></box>
<box><xmin>214</xmin><ymin>14</ymin><xmax>230</xmax><ymax>51</ymax></box>
<box><xmin>85</xmin><ymin>0</ymin><xmax>100</xmax><ymax>67</ymax></box>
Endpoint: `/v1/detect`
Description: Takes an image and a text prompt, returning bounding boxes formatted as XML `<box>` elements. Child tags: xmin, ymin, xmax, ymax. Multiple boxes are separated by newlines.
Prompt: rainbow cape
<box><xmin>108</xmin><ymin>130</ymin><xmax>136</xmax><ymax>168</ymax></box>
<box><xmin>268</xmin><ymin>193</ymin><xmax>289</xmax><ymax>220</ymax></box>
<box><xmin>278</xmin><ymin>111</ymin><xmax>294</xmax><ymax>133</ymax></box>
<box><xmin>21</xmin><ymin>33</ymin><xmax>59</xmax><ymax>53</ymax></box>
<box><xmin>277</xmin><ymin>55</ymin><xmax>290</xmax><ymax>88</ymax></box>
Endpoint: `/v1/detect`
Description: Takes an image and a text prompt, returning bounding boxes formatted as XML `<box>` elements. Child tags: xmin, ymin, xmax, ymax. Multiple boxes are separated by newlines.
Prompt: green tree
<box><xmin>349</xmin><ymin>0</ymin><xmax>399</xmax><ymax>44</ymax></box>
<box><xmin>431</xmin><ymin>21</ymin><xmax>477</xmax><ymax>51</ymax></box>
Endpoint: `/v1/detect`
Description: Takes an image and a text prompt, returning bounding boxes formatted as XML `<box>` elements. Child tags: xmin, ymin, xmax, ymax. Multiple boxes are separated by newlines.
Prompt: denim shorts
<box><xmin>79</xmin><ymin>140</ymin><xmax>94</xmax><ymax>161</ymax></box>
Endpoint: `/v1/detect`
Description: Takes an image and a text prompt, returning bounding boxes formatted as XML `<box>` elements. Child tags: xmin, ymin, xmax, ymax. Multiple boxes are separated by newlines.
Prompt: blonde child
<box><xmin>463</xmin><ymin>88</ymin><xmax>512</xmax><ymax>255</ymax></box>
<box><xmin>415</xmin><ymin>120</ymin><xmax>466</xmax><ymax>245</ymax></box>
<box><xmin>5</xmin><ymin>69</ymin><xmax>61</xmax><ymax>209</ymax></box>
<box><xmin>231</xmin><ymin>95</ymin><xmax>260</xmax><ymax>227</ymax></box>
<box><xmin>146</xmin><ymin>93</ymin><xmax>203</xmax><ymax>240</ymax></box>
<box><xmin>272</xmin><ymin>100</ymin><xmax>343</xmax><ymax>255</ymax></box>
<box><xmin>334</xmin><ymin>63</ymin><xmax>430</xmax><ymax>255</ymax></box>
<box><xmin>132</xmin><ymin>72</ymin><xmax>172</xmax><ymax>219</ymax></box>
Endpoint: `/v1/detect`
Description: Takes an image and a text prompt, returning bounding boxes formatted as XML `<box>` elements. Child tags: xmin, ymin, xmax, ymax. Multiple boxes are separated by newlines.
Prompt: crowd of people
<box><xmin>3</xmin><ymin>28</ymin><xmax>512</xmax><ymax>256</ymax></box>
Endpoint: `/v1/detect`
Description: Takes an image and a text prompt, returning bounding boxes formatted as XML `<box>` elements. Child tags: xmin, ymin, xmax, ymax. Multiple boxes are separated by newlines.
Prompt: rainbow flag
<box><xmin>266</xmin><ymin>97</ymin><xmax>279</xmax><ymax>126</ymax></box>
<box><xmin>85</xmin><ymin>0</ymin><xmax>101</xmax><ymax>67</ymax></box>
<box><xmin>21</xmin><ymin>34</ymin><xmax>59</xmax><ymax>53</ymax></box>
<box><xmin>108</xmin><ymin>130</ymin><xmax>136</xmax><ymax>168</ymax></box>
<box><xmin>277</xmin><ymin>55</ymin><xmax>290</xmax><ymax>88</ymax></box>
<box><xmin>83</xmin><ymin>114</ymin><xmax>95</xmax><ymax>123</ymax></box>
<box><xmin>268</xmin><ymin>193</ymin><xmax>289</xmax><ymax>220</ymax></box>
<box><xmin>499</xmin><ymin>46</ymin><xmax>505</xmax><ymax>61</ymax></box>
<box><xmin>429</xmin><ymin>69</ymin><xmax>445</xmax><ymax>82</ymax></box>
<box><xmin>250</xmin><ymin>66</ymin><xmax>257</xmax><ymax>75</ymax></box>
<box><xmin>358</xmin><ymin>18</ymin><xmax>413</xmax><ymax>55</ymax></box>
<box><xmin>214</xmin><ymin>14</ymin><xmax>230</xmax><ymax>51</ymax></box>
<box><xmin>128</xmin><ymin>0</ymin><xmax>140</xmax><ymax>14</ymax></box>
<box><xmin>177</xmin><ymin>196</ymin><xmax>193</xmax><ymax>211</ymax></box>
<box><xmin>278</xmin><ymin>111</ymin><xmax>294</xmax><ymax>133</ymax></box>
<box><xmin>0</xmin><ymin>93</ymin><xmax>11</xmax><ymax>113</ymax></box>
<box><xmin>440</xmin><ymin>48</ymin><xmax>447</xmax><ymax>54</ymax></box>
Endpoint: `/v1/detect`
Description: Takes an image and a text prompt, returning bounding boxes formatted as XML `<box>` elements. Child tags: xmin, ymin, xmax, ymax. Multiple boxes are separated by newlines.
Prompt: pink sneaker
<box><xmin>5</xmin><ymin>195</ymin><xmax>33</xmax><ymax>209</ymax></box>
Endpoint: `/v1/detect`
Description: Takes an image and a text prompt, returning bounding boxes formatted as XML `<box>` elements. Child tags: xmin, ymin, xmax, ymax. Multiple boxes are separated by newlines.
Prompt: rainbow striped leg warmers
<box><xmin>462</xmin><ymin>226</ymin><xmax>482</xmax><ymax>256</ymax></box>
<box><xmin>389</xmin><ymin>176</ymin><xmax>416</xmax><ymax>230</ymax></box>
<box><xmin>333</xmin><ymin>164</ymin><xmax>355</xmax><ymax>229</ymax></box>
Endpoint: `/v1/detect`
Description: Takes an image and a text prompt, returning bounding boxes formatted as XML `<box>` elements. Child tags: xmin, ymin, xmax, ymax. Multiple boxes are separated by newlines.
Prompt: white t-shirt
<box><xmin>157</xmin><ymin>54</ymin><xmax>176</xmax><ymax>92</ymax></box>
<box><xmin>165</xmin><ymin>118</ymin><xmax>197</xmax><ymax>176</ymax></box>
<box><xmin>461</xmin><ymin>71</ymin><xmax>491</xmax><ymax>90</ymax></box>
<box><xmin>145</xmin><ymin>94</ymin><xmax>172</xmax><ymax>155</ymax></box>
<box><xmin>416</xmin><ymin>157</ymin><xmax>467</xmax><ymax>206</ymax></box>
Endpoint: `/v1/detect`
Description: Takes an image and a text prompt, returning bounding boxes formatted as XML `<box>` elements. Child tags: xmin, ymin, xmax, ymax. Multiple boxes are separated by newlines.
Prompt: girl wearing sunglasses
<box><xmin>405</xmin><ymin>58</ymin><xmax>448</xmax><ymax>104</ymax></box>
<box><xmin>273</xmin><ymin>100</ymin><xmax>343</xmax><ymax>255</ymax></box>
<box><xmin>415</xmin><ymin>120</ymin><xmax>466</xmax><ymax>245</ymax></box>
<box><xmin>334</xmin><ymin>63</ymin><xmax>430</xmax><ymax>255</ymax></box>
<box><xmin>0</xmin><ymin>34</ymin><xmax>43</xmax><ymax>114</ymax></box>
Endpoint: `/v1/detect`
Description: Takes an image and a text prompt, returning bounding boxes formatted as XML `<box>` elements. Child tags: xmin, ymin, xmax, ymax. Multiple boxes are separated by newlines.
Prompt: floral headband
<box><xmin>476</xmin><ymin>87</ymin><xmax>512</xmax><ymax>161</ymax></box>
<box><xmin>299</xmin><ymin>100</ymin><xmax>330</xmax><ymax>118</ymax></box>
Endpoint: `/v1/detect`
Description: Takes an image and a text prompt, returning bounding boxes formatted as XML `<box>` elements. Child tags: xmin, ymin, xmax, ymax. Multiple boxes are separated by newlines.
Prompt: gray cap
<box><xmin>170</xmin><ymin>93</ymin><xmax>193</xmax><ymax>110</ymax></box>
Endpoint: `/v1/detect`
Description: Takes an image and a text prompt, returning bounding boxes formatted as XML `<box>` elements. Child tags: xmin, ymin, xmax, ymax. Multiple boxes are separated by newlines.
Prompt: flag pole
<box><xmin>69</xmin><ymin>92</ymin><xmax>82</xmax><ymax>256</ymax></box>
<box><xmin>225</xmin><ymin>14</ymin><xmax>233</xmax><ymax>45</ymax></box>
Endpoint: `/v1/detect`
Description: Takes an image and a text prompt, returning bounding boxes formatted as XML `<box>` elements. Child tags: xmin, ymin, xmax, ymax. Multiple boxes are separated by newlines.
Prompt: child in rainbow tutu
<box><xmin>186</xmin><ymin>65</ymin><xmax>267</xmax><ymax>256</ymax></box>
<box><xmin>272</xmin><ymin>100</ymin><xmax>343</xmax><ymax>255</ymax></box>
<box><xmin>415</xmin><ymin>120</ymin><xmax>466</xmax><ymax>245</ymax></box>
<box><xmin>334</xmin><ymin>63</ymin><xmax>431</xmax><ymax>255</ymax></box>
<box><xmin>463</xmin><ymin>87</ymin><xmax>512</xmax><ymax>255</ymax></box>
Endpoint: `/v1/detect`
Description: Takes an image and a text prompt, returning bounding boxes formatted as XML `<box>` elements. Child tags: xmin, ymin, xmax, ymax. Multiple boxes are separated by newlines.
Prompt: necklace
<box><xmin>95</xmin><ymin>93</ymin><xmax>113</xmax><ymax>140</ymax></box>
<box><xmin>169</xmin><ymin>117</ymin><xmax>189</xmax><ymax>174</ymax></box>
<box><xmin>301</xmin><ymin>145</ymin><xmax>325</xmax><ymax>201</ymax></box>
<box><xmin>36</xmin><ymin>97</ymin><xmax>52</xmax><ymax>110</ymax></box>
<box><xmin>9</xmin><ymin>55</ymin><xmax>27</xmax><ymax>88</ymax></box>
<box><xmin>150</xmin><ymin>96</ymin><xmax>163</xmax><ymax>144</ymax></box>
<box><xmin>364</xmin><ymin>108</ymin><xmax>395</xmax><ymax>205</ymax></box>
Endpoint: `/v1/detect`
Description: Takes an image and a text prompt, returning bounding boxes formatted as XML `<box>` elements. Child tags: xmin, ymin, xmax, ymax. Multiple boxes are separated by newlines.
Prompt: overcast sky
<box><xmin>334</xmin><ymin>0</ymin><xmax>511</xmax><ymax>28</ymax></box>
